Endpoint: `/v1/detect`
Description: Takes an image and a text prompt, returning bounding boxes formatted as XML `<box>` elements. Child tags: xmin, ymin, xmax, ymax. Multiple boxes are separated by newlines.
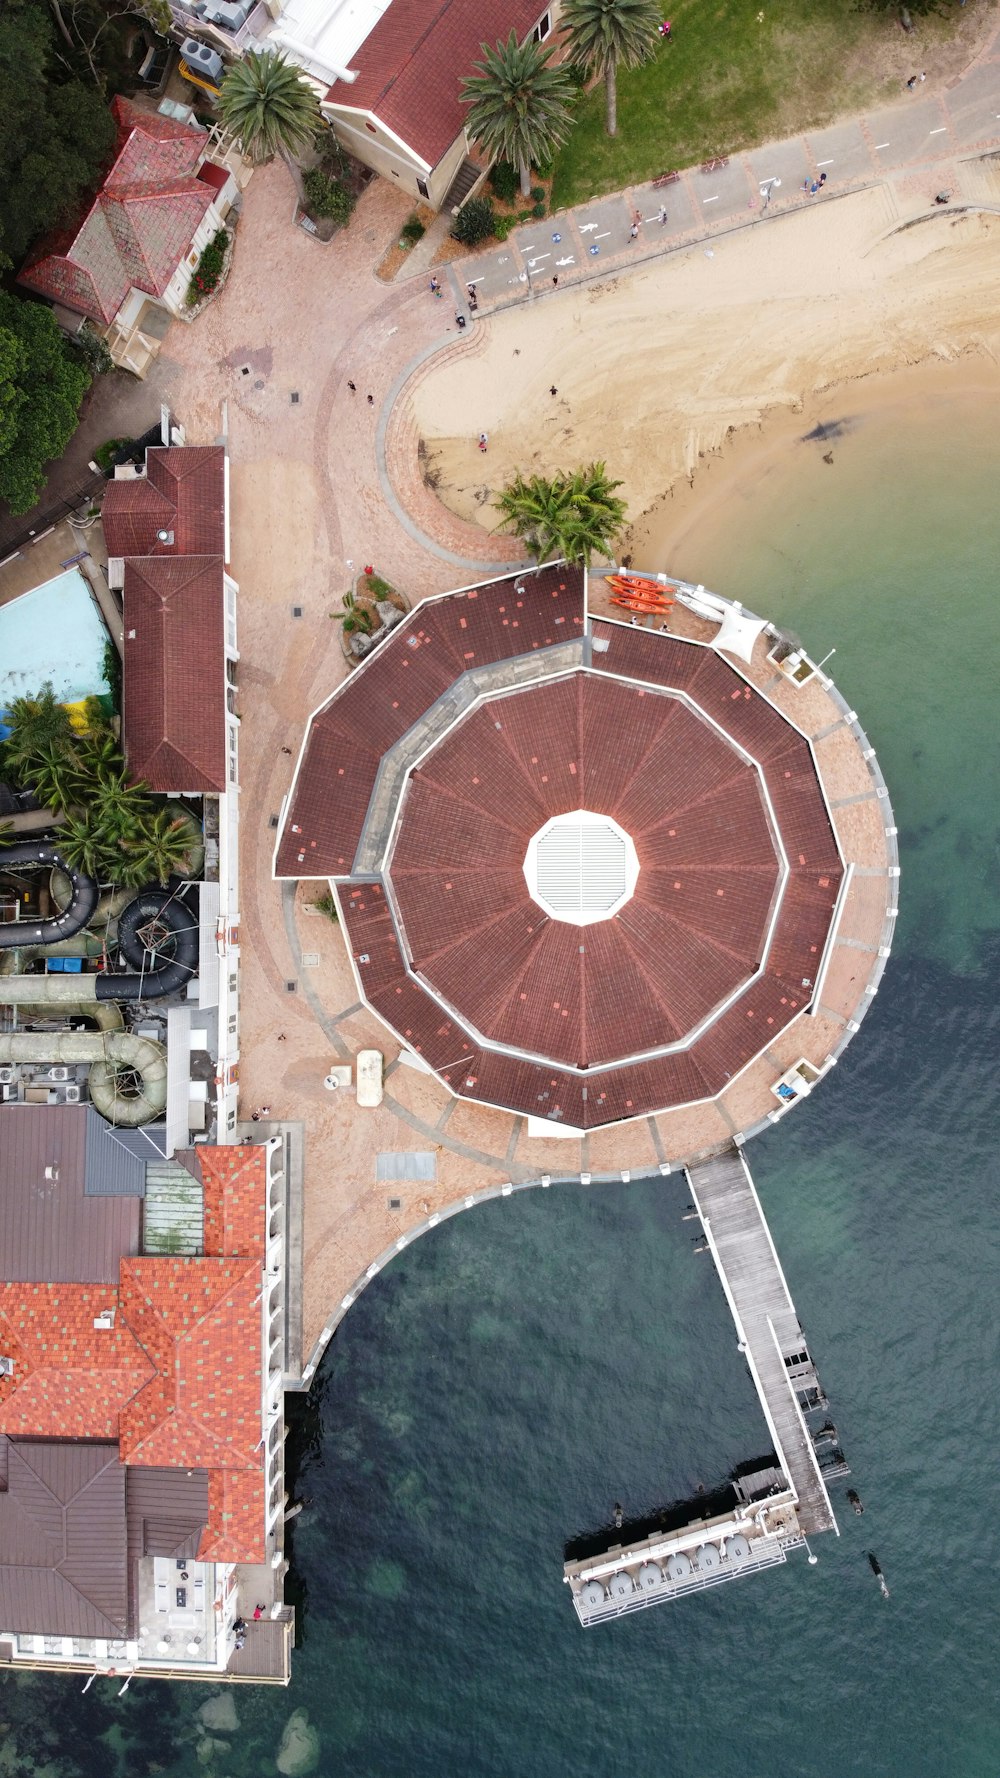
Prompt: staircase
<box><xmin>143</xmin><ymin>1158</ymin><xmax>204</xmax><ymax>1255</ymax></box>
<box><xmin>445</xmin><ymin>156</ymin><xmax>486</xmax><ymax>213</ymax></box>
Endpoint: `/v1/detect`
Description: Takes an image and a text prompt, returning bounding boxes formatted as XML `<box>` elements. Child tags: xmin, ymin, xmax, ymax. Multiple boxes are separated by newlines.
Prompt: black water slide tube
<box><xmin>0</xmin><ymin>844</ymin><xmax>199</xmax><ymax>1000</ymax></box>
<box><xmin>0</xmin><ymin>842</ymin><xmax>100</xmax><ymax>947</ymax></box>
<box><xmin>95</xmin><ymin>887</ymin><xmax>200</xmax><ymax>1001</ymax></box>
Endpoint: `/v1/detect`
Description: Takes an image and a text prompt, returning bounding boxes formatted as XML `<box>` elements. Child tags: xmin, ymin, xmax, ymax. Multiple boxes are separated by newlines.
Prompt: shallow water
<box><xmin>3</xmin><ymin>390</ymin><xmax>999</xmax><ymax>1778</ymax></box>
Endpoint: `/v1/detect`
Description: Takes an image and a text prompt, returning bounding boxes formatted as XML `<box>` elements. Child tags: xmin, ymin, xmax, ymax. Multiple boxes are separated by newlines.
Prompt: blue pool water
<box><xmin>0</xmin><ymin>567</ymin><xmax>110</xmax><ymax>731</ymax></box>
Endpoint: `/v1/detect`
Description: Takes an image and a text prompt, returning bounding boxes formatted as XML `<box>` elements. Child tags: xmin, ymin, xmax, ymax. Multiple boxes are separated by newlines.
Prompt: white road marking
<box><xmin>816</xmin><ymin>159</ymin><xmax>834</xmax><ymax>166</ymax></box>
<box><xmin>527</xmin><ymin>253</ymin><xmax>551</xmax><ymax>266</ymax></box>
<box><xmin>703</xmin><ymin>195</ymin><xmax>720</xmax><ymax>203</ymax></box>
<box><xmin>928</xmin><ymin>127</ymin><xmax>947</xmax><ymax>135</ymax></box>
<box><xmin>874</xmin><ymin>141</ymin><xmax>890</xmax><ymax>150</ymax></box>
<box><xmin>579</xmin><ymin>221</ymin><xmax>599</xmax><ymax>233</ymax></box>
<box><xmin>555</xmin><ymin>256</ymin><xmax>575</xmax><ymax>267</ymax></box>
<box><xmin>595</xmin><ymin>230</ymin><xmax>611</xmax><ymax>239</ymax></box>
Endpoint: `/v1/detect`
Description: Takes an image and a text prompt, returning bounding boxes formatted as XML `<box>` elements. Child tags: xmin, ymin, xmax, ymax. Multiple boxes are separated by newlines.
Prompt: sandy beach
<box><xmin>409</xmin><ymin>186</ymin><xmax>1000</xmax><ymax>554</ymax></box>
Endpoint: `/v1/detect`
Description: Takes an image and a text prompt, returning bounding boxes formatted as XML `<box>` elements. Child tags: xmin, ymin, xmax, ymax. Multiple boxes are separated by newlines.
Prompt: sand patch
<box><xmin>409</xmin><ymin>190</ymin><xmax>1000</xmax><ymax>547</ymax></box>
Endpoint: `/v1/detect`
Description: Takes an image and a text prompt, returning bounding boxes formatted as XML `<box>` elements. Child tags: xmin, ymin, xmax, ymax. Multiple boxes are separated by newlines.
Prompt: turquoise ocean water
<box><xmin>3</xmin><ymin>387</ymin><xmax>998</xmax><ymax>1777</ymax></box>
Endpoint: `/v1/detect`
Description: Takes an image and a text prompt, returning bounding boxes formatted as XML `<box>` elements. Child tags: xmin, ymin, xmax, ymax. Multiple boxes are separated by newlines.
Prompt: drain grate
<box><xmin>389</xmin><ymin>1198</ymin><xmax>402</xmax><ymax>1210</ymax></box>
<box><xmin>239</xmin><ymin>365</ymin><xmax>250</xmax><ymax>377</ymax></box>
<box><xmin>285</xmin><ymin>980</ymin><xmax>297</xmax><ymax>993</ymax></box>
<box><xmin>268</xmin><ymin>814</ymin><xmax>279</xmax><ymax>828</ymax></box>
<box><xmin>292</xmin><ymin>605</ymin><xmax>303</xmax><ymax>618</ymax></box>
<box><xmin>290</xmin><ymin>391</ymin><xmax>300</xmax><ymax>404</ymax></box>
<box><xmin>254</xmin><ymin>378</ymin><xmax>265</xmax><ymax>390</ymax></box>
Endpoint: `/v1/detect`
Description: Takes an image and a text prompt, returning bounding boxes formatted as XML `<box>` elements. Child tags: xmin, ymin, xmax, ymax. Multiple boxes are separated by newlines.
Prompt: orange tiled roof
<box><xmin>198</xmin><ymin>1146</ymin><xmax>267</xmax><ymax>1259</ymax></box>
<box><xmin>0</xmin><ymin>1284</ymin><xmax>152</xmax><ymax>1440</ymax></box>
<box><xmin>118</xmin><ymin>1257</ymin><xmax>263</xmax><ymax>1470</ymax></box>
<box><xmin>198</xmin><ymin>1466</ymin><xmax>266</xmax><ymax>1565</ymax></box>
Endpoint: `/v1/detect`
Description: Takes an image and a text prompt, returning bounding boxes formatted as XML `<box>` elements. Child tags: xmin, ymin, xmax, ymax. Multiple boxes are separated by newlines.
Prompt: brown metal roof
<box><xmin>122</xmin><ymin>554</ymin><xmax>226</xmax><ymax>792</ymax></box>
<box><xmin>125</xmin><ymin>1464</ymin><xmax>209</xmax><ymax>1635</ymax></box>
<box><xmin>0</xmin><ymin>1439</ymin><xmax>128</xmax><ymax>1638</ymax></box>
<box><xmin>102</xmin><ymin>445</ymin><xmax>225</xmax><ymax>559</ymax></box>
<box><xmin>0</xmin><ymin>1105</ymin><xmax>140</xmax><ymax>1283</ymax></box>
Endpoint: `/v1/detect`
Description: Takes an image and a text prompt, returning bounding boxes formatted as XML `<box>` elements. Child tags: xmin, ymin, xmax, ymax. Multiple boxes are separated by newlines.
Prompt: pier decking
<box><xmin>564</xmin><ymin>1147</ymin><xmax>839</xmax><ymax>1624</ymax></box>
<box><xmin>687</xmin><ymin>1148</ymin><xmax>837</xmax><ymax>1538</ymax></box>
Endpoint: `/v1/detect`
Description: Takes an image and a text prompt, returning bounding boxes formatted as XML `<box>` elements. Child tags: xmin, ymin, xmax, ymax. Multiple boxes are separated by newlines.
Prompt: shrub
<box><xmin>186</xmin><ymin>229</ymin><xmax>228</xmax><ymax>306</ymax></box>
<box><xmin>531</xmin><ymin>201</ymin><xmax>545</xmax><ymax>219</ymax></box>
<box><xmin>530</xmin><ymin>185</ymin><xmax>545</xmax><ymax>202</ymax></box>
<box><xmin>365</xmin><ymin>573</ymin><xmax>393</xmax><ymax>599</ymax></box>
<box><xmin>400</xmin><ymin>213</ymin><xmax>425</xmax><ymax>244</ymax></box>
<box><xmin>303</xmin><ymin>166</ymin><xmax>355</xmax><ymax>224</ymax></box>
<box><xmin>493</xmin><ymin>215</ymin><xmax>514</xmax><ymax>242</ymax></box>
<box><xmin>452</xmin><ymin>195</ymin><xmax>495</xmax><ymax>247</ymax></box>
<box><xmin>95</xmin><ymin>437</ymin><xmax>130</xmax><ymax>473</ymax></box>
<box><xmin>565</xmin><ymin>63</ymin><xmax>589</xmax><ymax>91</ymax></box>
<box><xmin>489</xmin><ymin>159</ymin><xmax>519</xmax><ymax>202</ymax></box>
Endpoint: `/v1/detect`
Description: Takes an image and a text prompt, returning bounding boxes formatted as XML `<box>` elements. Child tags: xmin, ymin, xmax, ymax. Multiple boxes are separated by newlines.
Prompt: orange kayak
<box><xmin>611</xmin><ymin>593</ymin><xmax>674</xmax><ymax>614</ymax></box>
<box><xmin>608</xmin><ymin>573</ymin><xmax>676</xmax><ymax>597</ymax></box>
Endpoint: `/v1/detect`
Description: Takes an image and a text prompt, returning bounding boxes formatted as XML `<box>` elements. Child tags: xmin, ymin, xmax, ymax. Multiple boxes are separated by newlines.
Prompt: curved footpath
<box><xmin>149</xmin><ymin>33</ymin><xmax>999</xmax><ymax>1367</ymax></box>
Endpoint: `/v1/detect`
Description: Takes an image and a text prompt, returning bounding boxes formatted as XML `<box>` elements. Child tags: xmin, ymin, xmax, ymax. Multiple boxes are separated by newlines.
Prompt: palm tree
<box><xmin>122</xmin><ymin>810</ymin><xmax>198</xmax><ymax>888</ymax></box>
<box><xmin>24</xmin><ymin>739</ymin><xmax>85</xmax><ymax>815</ymax></box>
<box><xmin>56</xmin><ymin>812</ymin><xmax>108</xmax><ymax>881</ymax></box>
<box><xmin>219</xmin><ymin>50</ymin><xmax>322</xmax><ymax>203</ymax></box>
<box><xmin>461</xmin><ymin>30</ymin><xmax>575</xmax><ymax>199</ymax></box>
<box><xmin>562</xmin><ymin>0</ymin><xmax>662</xmax><ymax>137</ymax></box>
<box><xmin>2</xmin><ymin>683</ymin><xmax>73</xmax><ymax>785</ymax></box>
<box><xmin>495</xmin><ymin>463</ymin><xmax>627</xmax><ymax>565</ymax></box>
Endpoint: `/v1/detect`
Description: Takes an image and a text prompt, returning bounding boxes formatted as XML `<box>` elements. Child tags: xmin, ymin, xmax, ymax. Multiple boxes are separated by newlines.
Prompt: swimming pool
<box><xmin>0</xmin><ymin>566</ymin><xmax>112</xmax><ymax>734</ymax></box>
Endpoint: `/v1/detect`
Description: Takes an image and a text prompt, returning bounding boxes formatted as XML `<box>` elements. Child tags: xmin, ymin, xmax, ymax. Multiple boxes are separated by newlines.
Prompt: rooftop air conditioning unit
<box><xmin>93</xmin><ymin>1310</ymin><xmax>116</xmax><ymax>1331</ymax></box>
<box><xmin>49</xmin><ymin>1066</ymin><xmax>70</xmax><ymax>1082</ymax></box>
<box><xmin>65</xmin><ymin>1084</ymin><xmax>82</xmax><ymax>1103</ymax></box>
<box><xmin>0</xmin><ymin>1067</ymin><xmax>14</xmax><ymax>1085</ymax></box>
<box><xmin>181</xmin><ymin>37</ymin><xmax>224</xmax><ymax>80</ymax></box>
<box><xmin>0</xmin><ymin>1356</ymin><xmax>14</xmax><ymax>1377</ymax></box>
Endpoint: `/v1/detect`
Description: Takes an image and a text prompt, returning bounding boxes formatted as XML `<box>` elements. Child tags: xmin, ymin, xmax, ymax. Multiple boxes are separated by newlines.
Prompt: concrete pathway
<box><xmin>456</xmin><ymin>27</ymin><xmax>1000</xmax><ymax>321</ymax></box>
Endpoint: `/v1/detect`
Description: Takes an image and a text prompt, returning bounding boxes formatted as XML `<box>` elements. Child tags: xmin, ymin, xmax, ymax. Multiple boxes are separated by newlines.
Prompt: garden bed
<box><xmin>334</xmin><ymin>571</ymin><xmax>410</xmax><ymax>667</ymax></box>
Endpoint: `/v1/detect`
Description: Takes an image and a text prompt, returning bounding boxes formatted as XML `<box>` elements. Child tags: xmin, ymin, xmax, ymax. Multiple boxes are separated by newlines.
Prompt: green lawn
<box><xmin>550</xmin><ymin>0</ymin><xmax>966</xmax><ymax>209</ymax></box>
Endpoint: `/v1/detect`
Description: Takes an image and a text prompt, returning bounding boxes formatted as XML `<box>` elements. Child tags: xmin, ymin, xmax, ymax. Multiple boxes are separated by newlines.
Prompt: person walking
<box><xmin>478</xmin><ymin>432</ymin><xmax>489</xmax><ymax>452</ymax></box>
<box><xmin>629</xmin><ymin>221</ymin><xmax>640</xmax><ymax>241</ymax></box>
<box><xmin>657</xmin><ymin>204</ymin><xmax>668</xmax><ymax>225</ymax></box>
<box><xmin>366</xmin><ymin>393</ymin><xmax>374</xmax><ymax>405</ymax></box>
<box><xmin>429</xmin><ymin>276</ymin><xmax>442</xmax><ymax>299</ymax></box>
<box><xmin>347</xmin><ymin>380</ymin><xmax>356</xmax><ymax>393</ymax></box>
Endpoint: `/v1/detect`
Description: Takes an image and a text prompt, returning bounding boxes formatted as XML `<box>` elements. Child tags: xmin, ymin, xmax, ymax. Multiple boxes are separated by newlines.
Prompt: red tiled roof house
<box><xmin>18</xmin><ymin>97</ymin><xmax>242</xmax><ymax>378</ymax></box>
<box><xmin>310</xmin><ymin>0</ymin><xmax>562</xmax><ymax>210</ymax></box>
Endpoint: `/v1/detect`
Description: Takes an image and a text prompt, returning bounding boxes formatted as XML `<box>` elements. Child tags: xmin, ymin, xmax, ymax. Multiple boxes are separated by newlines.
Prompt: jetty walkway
<box><xmin>688</xmin><ymin>1149</ymin><xmax>837</xmax><ymax>1539</ymax></box>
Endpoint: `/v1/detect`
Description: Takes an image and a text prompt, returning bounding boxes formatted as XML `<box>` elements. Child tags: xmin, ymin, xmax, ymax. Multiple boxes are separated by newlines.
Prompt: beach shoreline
<box><xmin>409</xmin><ymin>189</ymin><xmax>1000</xmax><ymax>565</ymax></box>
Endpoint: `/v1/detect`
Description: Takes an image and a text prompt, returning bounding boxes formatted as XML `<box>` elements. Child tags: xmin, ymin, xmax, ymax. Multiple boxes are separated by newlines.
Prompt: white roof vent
<box><xmin>0</xmin><ymin>1355</ymin><xmax>14</xmax><ymax>1377</ymax></box>
<box><xmin>93</xmin><ymin>1310</ymin><xmax>116</xmax><ymax>1331</ymax></box>
<box><xmin>156</xmin><ymin>529</ymin><xmax>174</xmax><ymax>545</ymax></box>
<box><xmin>524</xmin><ymin>811</ymin><xmax>639</xmax><ymax>927</ymax></box>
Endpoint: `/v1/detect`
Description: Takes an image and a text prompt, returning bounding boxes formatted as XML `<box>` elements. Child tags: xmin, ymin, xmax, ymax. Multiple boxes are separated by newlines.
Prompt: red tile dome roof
<box><xmin>275</xmin><ymin>570</ymin><xmax>844</xmax><ymax>1129</ymax></box>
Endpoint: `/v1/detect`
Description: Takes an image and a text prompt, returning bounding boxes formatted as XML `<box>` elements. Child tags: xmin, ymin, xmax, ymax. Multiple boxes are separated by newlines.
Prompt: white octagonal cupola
<box><xmin>523</xmin><ymin>810</ymin><xmax>639</xmax><ymax>927</ymax></box>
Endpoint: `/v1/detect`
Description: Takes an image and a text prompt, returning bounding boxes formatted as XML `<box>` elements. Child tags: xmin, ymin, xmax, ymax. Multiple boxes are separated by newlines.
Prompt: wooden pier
<box><xmin>687</xmin><ymin>1147</ymin><xmax>838</xmax><ymax>1538</ymax></box>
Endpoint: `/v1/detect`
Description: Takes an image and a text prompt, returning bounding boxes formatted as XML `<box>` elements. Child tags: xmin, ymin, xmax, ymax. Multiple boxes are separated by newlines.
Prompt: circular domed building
<box><xmin>275</xmin><ymin>565</ymin><xmax>896</xmax><ymax>1149</ymax></box>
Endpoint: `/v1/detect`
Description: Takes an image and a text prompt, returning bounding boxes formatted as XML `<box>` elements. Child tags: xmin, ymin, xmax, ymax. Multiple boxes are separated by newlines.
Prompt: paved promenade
<box><xmin>451</xmin><ymin>29</ymin><xmax>1000</xmax><ymax>318</ymax></box>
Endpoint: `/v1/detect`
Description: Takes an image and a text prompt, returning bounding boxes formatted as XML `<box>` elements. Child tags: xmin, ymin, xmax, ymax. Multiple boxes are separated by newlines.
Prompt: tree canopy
<box><xmin>562</xmin><ymin>0</ymin><xmax>662</xmax><ymax>137</ymax></box>
<box><xmin>0</xmin><ymin>2</ymin><xmax>117</xmax><ymax>264</ymax></box>
<box><xmin>0</xmin><ymin>293</ymin><xmax>91</xmax><ymax>515</ymax></box>
<box><xmin>219</xmin><ymin>50</ymin><xmax>322</xmax><ymax>169</ymax></box>
<box><xmin>461</xmin><ymin>31</ymin><xmax>575</xmax><ymax>197</ymax></box>
<box><xmin>495</xmin><ymin>464</ymin><xmax>628</xmax><ymax>566</ymax></box>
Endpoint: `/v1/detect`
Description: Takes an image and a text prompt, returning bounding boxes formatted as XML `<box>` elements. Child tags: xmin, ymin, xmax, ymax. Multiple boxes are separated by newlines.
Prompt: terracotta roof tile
<box><xmin>0</xmin><ymin>1283</ymin><xmax>152</xmax><ymax>1440</ymax></box>
<box><xmin>118</xmin><ymin>1257</ymin><xmax>263</xmax><ymax>1470</ymax></box>
<box><xmin>17</xmin><ymin>97</ymin><xmax>214</xmax><ymax>324</ymax></box>
<box><xmin>121</xmin><ymin>552</ymin><xmax>226</xmax><ymax>792</ymax></box>
<box><xmin>194</xmin><ymin>1146</ymin><xmax>268</xmax><ymax>1259</ymax></box>
<box><xmin>328</xmin><ymin>0</ymin><xmax>545</xmax><ymax>167</ymax></box>
<box><xmin>198</xmin><ymin>1467</ymin><xmax>266</xmax><ymax>1565</ymax></box>
<box><xmin>102</xmin><ymin>444</ymin><xmax>225</xmax><ymax>558</ymax></box>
